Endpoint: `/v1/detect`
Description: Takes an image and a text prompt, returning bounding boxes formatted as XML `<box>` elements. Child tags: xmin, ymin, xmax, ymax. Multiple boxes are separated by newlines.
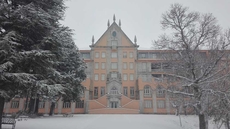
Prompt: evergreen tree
<box><xmin>0</xmin><ymin>0</ymin><xmax>86</xmax><ymax>128</ymax></box>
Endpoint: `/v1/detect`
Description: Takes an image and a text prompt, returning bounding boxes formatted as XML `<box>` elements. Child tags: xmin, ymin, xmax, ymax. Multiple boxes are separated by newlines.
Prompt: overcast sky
<box><xmin>61</xmin><ymin>0</ymin><xmax>230</xmax><ymax>50</ymax></box>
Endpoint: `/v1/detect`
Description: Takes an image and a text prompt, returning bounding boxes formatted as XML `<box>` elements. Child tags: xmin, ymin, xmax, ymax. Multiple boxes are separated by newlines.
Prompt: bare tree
<box><xmin>154</xmin><ymin>3</ymin><xmax>230</xmax><ymax>129</ymax></box>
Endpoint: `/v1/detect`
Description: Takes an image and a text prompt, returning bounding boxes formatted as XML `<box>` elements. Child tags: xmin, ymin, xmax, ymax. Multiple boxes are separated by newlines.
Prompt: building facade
<box><xmin>4</xmin><ymin>17</ymin><xmax>185</xmax><ymax>114</ymax></box>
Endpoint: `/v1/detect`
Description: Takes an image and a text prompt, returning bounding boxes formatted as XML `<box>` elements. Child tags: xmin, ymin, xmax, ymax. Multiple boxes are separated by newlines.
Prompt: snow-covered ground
<box><xmin>2</xmin><ymin>114</ymin><xmax>223</xmax><ymax>129</ymax></box>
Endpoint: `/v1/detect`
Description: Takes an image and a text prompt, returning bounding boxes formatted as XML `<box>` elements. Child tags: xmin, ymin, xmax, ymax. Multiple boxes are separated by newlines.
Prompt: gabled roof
<box><xmin>90</xmin><ymin>21</ymin><xmax>138</xmax><ymax>48</ymax></box>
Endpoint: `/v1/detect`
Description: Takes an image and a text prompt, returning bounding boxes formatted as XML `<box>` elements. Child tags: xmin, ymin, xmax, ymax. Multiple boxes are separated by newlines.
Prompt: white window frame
<box><xmin>101</xmin><ymin>52</ymin><xmax>106</xmax><ymax>58</ymax></box>
<box><xmin>11</xmin><ymin>101</ymin><xmax>19</xmax><ymax>108</ymax></box>
<box><xmin>123</xmin><ymin>62</ymin><xmax>127</xmax><ymax>69</ymax></box>
<box><xmin>130</xmin><ymin>87</ymin><xmax>134</xmax><ymax>97</ymax></box>
<box><xmin>94</xmin><ymin>74</ymin><xmax>98</xmax><ymax>80</ymax></box>
<box><xmin>142</xmin><ymin>62</ymin><xmax>147</xmax><ymax>71</ymax></box>
<box><xmin>101</xmin><ymin>87</ymin><xmax>105</xmax><ymax>96</ymax></box>
<box><xmin>39</xmin><ymin>101</ymin><xmax>45</xmax><ymax>109</ymax></box>
<box><xmin>144</xmin><ymin>100</ymin><xmax>152</xmax><ymax>108</ymax></box>
<box><xmin>129</xmin><ymin>62</ymin><xmax>133</xmax><ymax>69</ymax></box>
<box><xmin>123</xmin><ymin>52</ymin><xmax>127</xmax><ymax>58</ymax></box>
<box><xmin>130</xmin><ymin>74</ymin><xmax>134</xmax><ymax>81</ymax></box>
<box><xmin>101</xmin><ymin>62</ymin><xmax>105</xmax><ymax>69</ymax></box>
<box><xmin>94</xmin><ymin>87</ymin><xmax>98</xmax><ymax>96</ymax></box>
<box><xmin>111</xmin><ymin>62</ymin><xmax>117</xmax><ymax>69</ymax></box>
<box><xmin>111</xmin><ymin>52</ymin><xmax>117</xmax><ymax>58</ymax></box>
<box><xmin>95</xmin><ymin>62</ymin><xmax>99</xmax><ymax>69</ymax></box>
<box><xmin>144</xmin><ymin>86</ymin><xmax>151</xmax><ymax>95</ymax></box>
<box><xmin>111</xmin><ymin>73</ymin><xmax>117</xmax><ymax>78</ymax></box>
<box><xmin>123</xmin><ymin>87</ymin><xmax>128</xmax><ymax>96</ymax></box>
<box><xmin>63</xmin><ymin>102</ymin><xmax>71</xmax><ymax>108</ymax></box>
<box><xmin>101</xmin><ymin>74</ymin><xmax>105</xmax><ymax>81</ymax></box>
<box><xmin>95</xmin><ymin>52</ymin><xmax>99</xmax><ymax>58</ymax></box>
<box><xmin>129</xmin><ymin>52</ymin><xmax>133</xmax><ymax>58</ymax></box>
<box><xmin>157</xmin><ymin>100</ymin><xmax>165</xmax><ymax>108</ymax></box>
<box><xmin>123</xmin><ymin>74</ymin><xmax>127</xmax><ymax>81</ymax></box>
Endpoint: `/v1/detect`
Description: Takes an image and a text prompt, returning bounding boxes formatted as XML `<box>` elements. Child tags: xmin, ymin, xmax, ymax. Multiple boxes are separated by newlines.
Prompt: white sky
<box><xmin>61</xmin><ymin>0</ymin><xmax>230</xmax><ymax>50</ymax></box>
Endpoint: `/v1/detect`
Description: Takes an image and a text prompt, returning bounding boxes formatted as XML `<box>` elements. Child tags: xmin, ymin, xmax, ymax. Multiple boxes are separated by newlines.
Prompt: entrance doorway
<box><xmin>110</xmin><ymin>102</ymin><xmax>118</xmax><ymax>108</ymax></box>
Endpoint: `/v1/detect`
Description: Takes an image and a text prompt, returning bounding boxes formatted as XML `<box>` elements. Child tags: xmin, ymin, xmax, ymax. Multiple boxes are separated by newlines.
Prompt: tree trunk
<box><xmin>49</xmin><ymin>102</ymin><xmax>55</xmax><ymax>116</ymax></box>
<box><xmin>184</xmin><ymin>106</ymin><xmax>187</xmax><ymax>116</ymax></box>
<box><xmin>28</xmin><ymin>98</ymin><xmax>35</xmax><ymax>113</ymax></box>
<box><xmin>199</xmin><ymin>114</ymin><xmax>206</xmax><ymax>129</ymax></box>
<box><xmin>226</xmin><ymin>115</ymin><xmax>230</xmax><ymax>129</ymax></box>
<box><xmin>0</xmin><ymin>97</ymin><xmax>5</xmax><ymax>129</ymax></box>
<box><xmin>24</xmin><ymin>94</ymin><xmax>29</xmax><ymax>111</ymax></box>
<box><xmin>35</xmin><ymin>98</ymin><xmax>39</xmax><ymax>114</ymax></box>
<box><xmin>28</xmin><ymin>97</ymin><xmax>39</xmax><ymax>114</ymax></box>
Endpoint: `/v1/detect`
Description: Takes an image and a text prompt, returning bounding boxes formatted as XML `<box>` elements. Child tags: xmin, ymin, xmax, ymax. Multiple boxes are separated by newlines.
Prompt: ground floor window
<box><xmin>39</xmin><ymin>101</ymin><xmax>45</xmax><ymax>108</ymax></box>
<box><xmin>63</xmin><ymin>102</ymin><xmax>71</xmax><ymax>108</ymax></box>
<box><xmin>11</xmin><ymin>101</ymin><xmax>19</xmax><ymax>108</ymax></box>
<box><xmin>130</xmin><ymin>87</ymin><xmax>135</xmax><ymax>97</ymax></box>
<box><xmin>76</xmin><ymin>100</ymin><xmax>84</xmax><ymax>108</ymax></box>
<box><xmin>157</xmin><ymin>100</ymin><xmax>165</xmax><ymax>108</ymax></box>
<box><xmin>101</xmin><ymin>87</ymin><xmax>105</xmax><ymax>96</ymax></box>
<box><xmin>144</xmin><ymin>100</ymin><xmax>152</xmax><ymax>108</ymax></box>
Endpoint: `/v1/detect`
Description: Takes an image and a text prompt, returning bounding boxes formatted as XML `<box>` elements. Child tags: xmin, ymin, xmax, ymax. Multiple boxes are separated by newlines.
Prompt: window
<box><xmin>144</xmin><ymin>100</ymin><xmax>152</xmax><ymax>108</ymax></box>
<box><xmin>123</xmin><ymin>87</ymin><xmax>128</xmax><ymax>96</ymax></box>
<box><xmin>94</xmin><ymin>74</ymin><xmax>98</xmax><ymax>80</ymax></box>
<box><xmin>101</xmin><ymin>52</ymin><xmax>106</xmax><ymax>58</ymax></box>
<box><xmin>101</xmin><ymin>62</ymin><xmax>105</xmax><ymax>69</ymax></box>
<box><xmin>130</xmin><ymin>87</ymin><xmax>134</xmax><ymax>97</ymax></box>
<box><xmin>130</xmin><ymin>74</ymin><xmax>134</xmax><ymax>80</ymax></box>
<box><xmin>101</xmin><ymin>87</ymin><xmax>105</xmax><ymax>96</ymax></box>
<box><xmin>111</xmin><ymin>40</ymin><xmax>118</xmax><ymax>46</ymax></box>
<box><xmin>123</xmin><ymin>63</ymin><xmax>127</xmax><ymax>69</ymax></box>
<box><xmin>111</xmin><ymin>52</ymin><xmax>117</xmax><ymax>58</ymax></box>
<box><xmin>111</xmin><ymin>63</ymin><xmax>117</xmax><ymax>69</ymax></box>
<box><xmin>144</xmin><ymin>85</ymin><xmax>151</xmax><ymax>97</ymax></box>
<box><xmin>157</xmin><ymin>100</ymin><xmax>165</xmax><ymax>108</ymax></box>
<box><xmin>94</xmin><ymin>87</ymin><xmax>98</xmax><ymax>96</ymax></box>
<box><xmin>63</xmin><ymin>102</ymin><xmax>71</xmax><ymax>108</ymax></box>
<box><xmin>76</xmin><ymin>100</ymin><xmax>84</xmax><ymax>108</ymax></box>
<box><xmin>95</xmin><ymin>62</ymin><xmax>99</xmax><ymax>69</ymax></box>
<box><xmin>123</xmin><ymin>74</ymin><xmax>127</xmax><ymax>81</ymax></box>
<box><xmin>129</xmin><ymin>62</ymin><xmax>133</xmax><ymax>69</ymax></box>
<box><xmin>95</xmin><ymin>52</ymin><xmax>99</xmax><ymax>58</ymax></box>
<box><xmin>123</xmin><ymin>52</ymin><xmax>127</xmax><ymax>58</ymax></box>
<box><xmin>111</xmin><ymin>73</ymin><xmax>117</xmax><ymax>78</ymax></box>
<box><xmin>101</xmin><ymin>74</ymin><xmax>105</xmax><ymax>81</ymax></box>
<box><xmin>39</xmin><ymin>101</ymin><xmax>45</xmax><ymax>108</ymax></box>
<box><xmin>11</xmin><ymin>101</ymin><xmax>19</xmax><ymax>108</ymax></box>
<box><xmin>129</xmin><ymin>52</ymin><xmax>133</xmax><ymax>58</ymax></box>
<box><xmin>142</xmin><ymin>62</ymin><xmax>147</xmax><ymax>71</ymax></box>
<box><xmin>82</xmin><ymin>53</ymin><xmax>90</xmax><ymax>59</ymax></box>
<box><xmin>138</xmin><ymin>53</ymin><xmax>147</xmax><ymax>58</ymax></box>
<box><xmin>157</xmin><ymin>86</ymin><xmax>165</xmax><ymax>98</ymax></box>
<box><xmin>110</xmin><ymin>87</ymin><xmax>118</xmax><ymax>94</ymax></box>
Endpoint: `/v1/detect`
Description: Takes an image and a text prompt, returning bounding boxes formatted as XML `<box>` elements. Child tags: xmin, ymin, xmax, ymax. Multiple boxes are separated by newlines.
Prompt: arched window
<box><xmin>144</xmin><ymin>85</ymin><xmax>151</xmax><ymax>97</ymax></box>
<box><xmin>157</xmin><ymin>86</ymin><xmax>165</xmax><ymax>98</ymax></box>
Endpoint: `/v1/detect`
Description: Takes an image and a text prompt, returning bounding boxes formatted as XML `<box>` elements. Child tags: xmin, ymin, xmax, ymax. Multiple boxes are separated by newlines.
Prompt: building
<box><xmin>3</xmin><ymin>16</ymin><xmax>187</xmax><ymax>114</ymax></box>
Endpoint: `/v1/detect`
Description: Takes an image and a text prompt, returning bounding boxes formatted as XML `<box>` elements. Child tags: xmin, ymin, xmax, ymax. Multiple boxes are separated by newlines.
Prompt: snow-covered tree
<box><xmin>154</xmin><ymin>3</ymin><xmax>230</xmax><ymax>129</ymax></box>
<box><xmin>40</xmin><ymin>26</ymin><xmax>86</xmax><ymax>115</ymax></box>
<box><xmin>0</xmin><ymin>0</ymin><xmax>86</xmax><ymax>127</ymax></box>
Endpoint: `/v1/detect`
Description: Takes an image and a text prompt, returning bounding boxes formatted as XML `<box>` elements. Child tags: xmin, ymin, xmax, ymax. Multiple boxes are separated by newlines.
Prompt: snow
<box><xmin>2</xmin><ymin>114</ymin><xmax>223</xmax><ymax>129</ymax></box>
